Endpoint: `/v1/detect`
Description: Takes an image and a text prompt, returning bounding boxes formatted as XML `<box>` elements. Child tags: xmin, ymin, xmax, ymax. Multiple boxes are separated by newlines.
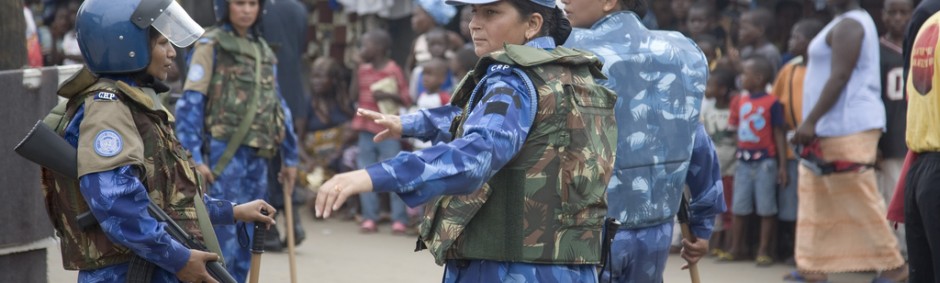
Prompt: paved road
<box><xmin>48</xmin><ymin>208</ymin><xmax>875</xmax><ymax>282</ymax></box>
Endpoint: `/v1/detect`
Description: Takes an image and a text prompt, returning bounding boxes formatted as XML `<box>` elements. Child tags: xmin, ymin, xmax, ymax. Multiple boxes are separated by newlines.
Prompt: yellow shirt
<box><xmin>907</xmin><ymin>12</ymin><xmax>940</xmax><ymax>153</ymax></box>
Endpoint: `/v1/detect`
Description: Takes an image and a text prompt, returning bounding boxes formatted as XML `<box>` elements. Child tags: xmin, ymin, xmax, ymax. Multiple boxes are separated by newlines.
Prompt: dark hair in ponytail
<box><xmin>507</xmin><ymin>0</ymin><xmax>572</xmax><ymax>45</ymax></box>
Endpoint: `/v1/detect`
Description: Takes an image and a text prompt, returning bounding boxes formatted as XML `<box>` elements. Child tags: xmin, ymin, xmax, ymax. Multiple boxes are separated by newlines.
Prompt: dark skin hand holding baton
<box><xmin>678</xmin><ymin>190</ymin><xmax>703</xmax><ymax>283</ymax></box>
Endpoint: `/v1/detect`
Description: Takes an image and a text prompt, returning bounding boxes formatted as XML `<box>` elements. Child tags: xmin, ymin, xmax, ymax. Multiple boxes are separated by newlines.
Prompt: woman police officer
<box><xmin>175</xmin><ymin>0</ymin><xmax>300</xmax><ymax>281</ymax></box>
<box><xmin>315</xmin><ymin>0</ymin><xmax>618</xmax><ymax>281</ymax></box>
<box><xmin>44</xmin><ymin>0</ymin><xmax>276</xmax><ymax>282</ymax></box>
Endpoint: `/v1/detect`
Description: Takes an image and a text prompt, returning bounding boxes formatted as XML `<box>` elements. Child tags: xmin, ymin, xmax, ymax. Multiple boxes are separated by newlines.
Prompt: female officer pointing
<box><xmin>315</xmin><ymin>0</ymin><xmax>618</xmax><ymax>281</ymax></box>
<box><xmin>43</xmin><ymin>0</ymin><xmax>276</xmax><ymax>282</ymax></box>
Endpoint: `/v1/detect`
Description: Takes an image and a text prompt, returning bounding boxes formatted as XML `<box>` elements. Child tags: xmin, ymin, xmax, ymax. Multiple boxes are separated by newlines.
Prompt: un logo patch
<box><xmin>94</xmin><ymin>130</ymin><xmax>123</xmax><ymax>157</ymax></box>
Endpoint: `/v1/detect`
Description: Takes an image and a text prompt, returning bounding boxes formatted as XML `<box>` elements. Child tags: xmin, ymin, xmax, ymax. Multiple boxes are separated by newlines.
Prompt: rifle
<box><xmin>15</xmin><ymin>121</ymin><xmax>236</xmax><ymax>283</ymax></box>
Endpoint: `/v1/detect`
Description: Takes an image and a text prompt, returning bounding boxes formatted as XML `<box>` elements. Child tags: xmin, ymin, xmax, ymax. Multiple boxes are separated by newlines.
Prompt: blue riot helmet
<box><xmin>76</xmin><ymin>0</ymin><xmax>204</xmax><ymax>74</ymax></box>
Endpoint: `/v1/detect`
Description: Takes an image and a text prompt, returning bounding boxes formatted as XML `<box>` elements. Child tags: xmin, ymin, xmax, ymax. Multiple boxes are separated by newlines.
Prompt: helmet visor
<box><xmin>151</xmin><ymin>1</ymin><xmax>203</xmax><ymax>48</ymax></box>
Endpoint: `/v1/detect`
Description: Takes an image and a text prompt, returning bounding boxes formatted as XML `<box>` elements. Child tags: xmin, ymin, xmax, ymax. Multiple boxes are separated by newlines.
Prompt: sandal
<box><xmin>756</xmin><ymin>255</ymin><xmax>774</xmax><ymax>267</ymax></box>
<box><xmin>710</xmin><ymin>248</ymin><xmax>725</xmax><ymax>257</ymax></box>
<box><xmin>783</xmin><ymin>270</ymin><xmax>830</xmax><ymax>283</ymax></box>
<box><xmin>715</xmin><ymin>251</ymin><xmax>735</xmax><ymax>262</ymax></box>
<box><xmin>360</xmin><ymin>220</ymin><xmax>378</xmax><ymax>233</ymax></box>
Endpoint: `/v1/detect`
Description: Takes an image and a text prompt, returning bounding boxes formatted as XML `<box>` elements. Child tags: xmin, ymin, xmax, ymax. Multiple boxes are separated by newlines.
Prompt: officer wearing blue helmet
<box><xmin>43</xmin><ymin>0</ymin><xmax>278</xmax><ymax>282</ymax></box>
<box><xmin>175</xmin><ymin>0</ymin><xmax>300</xmax><ymax>281</ymax></box>
<box><xmin>314</xmin><ymin>0</ymin><xmax>617</xmax><ymax>282</ymax></box>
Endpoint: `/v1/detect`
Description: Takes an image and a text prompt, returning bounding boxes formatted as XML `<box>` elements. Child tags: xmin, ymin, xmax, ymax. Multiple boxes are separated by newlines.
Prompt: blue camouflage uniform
<box><xmin>175</xmin><ymin>25</ymin><xmax>300</xmax><ymax>282</ymax></box>
<box><xmin>67</xmin><ymin>76</ymin><xmax>238</xmax><ymax>283</ymax></box>
<box><xmin>366</xmin><ymin>37</ymin><xmax>597</xmax><ymax>282</ymax></box>
<box><xmin>566</xmin><ymin>11</ymin><xmax>726</xmax><ymax>282</ymax></box>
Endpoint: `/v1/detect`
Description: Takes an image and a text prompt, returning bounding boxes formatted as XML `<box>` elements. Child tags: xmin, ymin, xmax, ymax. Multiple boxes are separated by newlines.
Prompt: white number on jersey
<box><xmin>886</xmin><ymin>67</ymin><xmax>905</xmax><ymax>101</ymax></box>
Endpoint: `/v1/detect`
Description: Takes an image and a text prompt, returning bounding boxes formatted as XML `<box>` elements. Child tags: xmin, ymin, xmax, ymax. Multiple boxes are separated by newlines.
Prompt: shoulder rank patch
<box><xmin>93</xmin><ymin>130</ymin><xmax>123</xmax><ymax>157</ymax></box>
<box><xmin>94</xmin><ymin>91</ymin><xmax>118</xmax><ymax>102</ymax></box>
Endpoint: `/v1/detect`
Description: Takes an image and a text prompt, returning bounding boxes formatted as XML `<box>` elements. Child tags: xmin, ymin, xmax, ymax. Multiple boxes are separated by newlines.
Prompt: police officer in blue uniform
<box><xmin>49</xmin><ymin>1</ymin><xmax>276</xmax><ymax>282</ymax></box>
<box><xmin>175</xmin><ymin>0</ymin><xmax>300</xmax><ymax>281</ymax></box>
<box><xmin>564</xmin><ymin>0</ymin><xmax>727</xmax><ymax>281</ymax></box>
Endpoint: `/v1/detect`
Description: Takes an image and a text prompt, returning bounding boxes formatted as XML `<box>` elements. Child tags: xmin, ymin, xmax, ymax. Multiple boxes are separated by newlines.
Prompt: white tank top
<box><xmin>802</xmin><ymin>9</ymin><xmax>885</xmax><ymax>137</ymax></box>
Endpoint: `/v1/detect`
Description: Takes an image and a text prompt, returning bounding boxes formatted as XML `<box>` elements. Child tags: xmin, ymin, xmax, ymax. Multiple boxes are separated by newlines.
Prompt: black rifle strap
<box><xmin>125</xmin><ymin>255</ymin><xmax>155</xmax><ymax>283</ymax></box>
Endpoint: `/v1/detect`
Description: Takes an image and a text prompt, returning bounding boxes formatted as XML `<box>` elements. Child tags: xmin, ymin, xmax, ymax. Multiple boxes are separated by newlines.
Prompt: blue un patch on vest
<box><xmin>94</xmin><ymin>130</ymin><xmax>123</xmax><ymax>157</ymax></box>
<box><xmin>94</xmin><ymin>92</ymin><xmax>118</xmax><ymax>102</ymax></box>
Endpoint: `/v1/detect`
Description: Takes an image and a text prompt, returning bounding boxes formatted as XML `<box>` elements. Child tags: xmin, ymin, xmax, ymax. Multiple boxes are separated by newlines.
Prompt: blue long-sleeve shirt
<box><xmin>566</xmin><ymin>11</ymin><xmax>725</xmax><ymax>239</ymax></box>
<box><xmin>366</xmin><ymin>37</ymin><xmax>556</xmax><ymax>207</ymax></box>
<box><xmin>685</xmin><ymin>124</ymin><xmax>727</xmax><ymax>239</ymax></box>
<box><xmin>174</xmin><ymin>31</ymin><xmax>299</xmax><ymax>168</ymax></box>
<box><xmin>67</xmin><ymin>95</ymin><xmax>237</xmax><ymax>277</ymax></box>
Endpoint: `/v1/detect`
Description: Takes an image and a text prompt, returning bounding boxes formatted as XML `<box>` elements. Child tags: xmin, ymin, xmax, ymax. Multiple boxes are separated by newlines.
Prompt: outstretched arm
<box><xmin>315</xmin><ymin>72</ymin><xmax>536</xmax><ymax>217</ymax></box>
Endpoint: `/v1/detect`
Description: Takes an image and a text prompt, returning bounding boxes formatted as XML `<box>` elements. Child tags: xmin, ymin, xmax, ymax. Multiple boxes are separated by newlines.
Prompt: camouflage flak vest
<box><xmin>203</xmin><ymin>27</ymin><xmax>285</xmax><ymax>156</ymax></box>
<box><xmin>418</xmin><ymin>44</ymin><xmax>619</xmax><ymax>265</ymax></box>
<box><xmin>41</xmin><ymin>72</ymin><xmax>204</xmax><ymax>270</ymax></box>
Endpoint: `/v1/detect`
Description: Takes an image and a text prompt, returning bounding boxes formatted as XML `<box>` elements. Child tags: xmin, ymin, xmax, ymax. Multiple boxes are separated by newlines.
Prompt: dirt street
<box><xmin>47</xmin><ymin>209</ymin><xmax>874</xmax><ymax>282</ymax></box>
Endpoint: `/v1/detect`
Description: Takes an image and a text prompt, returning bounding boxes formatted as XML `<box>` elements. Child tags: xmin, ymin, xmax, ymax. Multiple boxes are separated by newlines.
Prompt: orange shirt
<box><xmin>771</xmin><ymin>57</ymin><xmax>806</xmax><ymax>159</ymax></box>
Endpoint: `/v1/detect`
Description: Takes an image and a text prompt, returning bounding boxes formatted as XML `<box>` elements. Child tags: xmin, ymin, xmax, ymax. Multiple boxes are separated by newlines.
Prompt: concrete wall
<box><xmin>0</xmin><ymin>65</ymin><xmax>82</xmax><ymax>282</ymax></box>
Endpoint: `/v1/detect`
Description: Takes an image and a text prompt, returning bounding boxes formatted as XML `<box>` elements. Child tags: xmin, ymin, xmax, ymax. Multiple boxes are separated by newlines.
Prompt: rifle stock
<box><xmin>15</xmin><ymin>121</ymin><xmax>236</xmax><ymax>283</ymax></box>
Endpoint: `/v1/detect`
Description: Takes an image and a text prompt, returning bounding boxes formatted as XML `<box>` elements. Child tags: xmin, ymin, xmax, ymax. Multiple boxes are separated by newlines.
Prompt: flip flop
<box><xmin>715</xmin><ymin>252</ymin><xmax>736</xmax><ymax>262</ymax></box>
<box><xmin>783</xmin><ymin>270</ymin><xmax>830</xmax><ymax>283</ymax></box>
<box><xmin>755</xmin><ymin>255</ymin><xmax>773</xmax><ymax>267</ymax></box>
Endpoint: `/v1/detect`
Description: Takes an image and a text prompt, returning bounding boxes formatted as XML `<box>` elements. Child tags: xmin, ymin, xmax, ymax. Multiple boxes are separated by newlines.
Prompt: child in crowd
<box><xmin>737</xmin><ymin>8</ymin><xmax>782</xmax><ymax>71</ymax></box>
<box><xmin>703</xmin><ymin>68</ymin><xmax>740</xmax><ymax>259</ymax></box>
<box><xmin>408</xmin><ymin>0</ymin><xmax>457</xmax><ymax>71</ymax></box>
<box><xmin>878</xmin><ymin>0</ymin><xmax>913</xmax><ymax>258</ymax></box>
<box><xmin>687</xmin><ymin>0</ymin><xmax>727</xmax><ymax>46</ymax></box>
<box><xmin>721</xmin><ymin>0</ymin><xmax>751</xmax><ymax>48</ymax></box>
<box><xmin>403</xmin><ymin>58</ymin><xmax>452</xmax><ymax>226</ymax></box>
<box><xmin>350</xmin><ymin>30</ymin><xmax>412</xmax><ymax>234</ymax></box>
<box><xmin>696</xmin><ymin>35</ymin><xmax>723</xmax><ymax>71</ymax></box>
<box><xmin>451</xmin><ymin>45</ymin><xmax>480</xmax><ymax>81</ymax></box>
<box><xmin>725</xmin><ymin>56</ymin><xmax>787</xmax><ymax>267</ymax></box>
<box><xmin>773</xmin><ymin>19</ymin><xmax>823</xmax><ymax>266</ymax></box>
<box><xmin>670</xmin><ymin>0</ymin><xmax>694</xmax><ymax>33</ymax></box>
<box><xmin>410</xmin><ymin>28</ymin><xmax>456</xmax><ymax>100</ymax></box>
<box><xmin>771</xmin><ymin>18</ymin><xmax>824</xmax><ymax>263</ymax></box>
<box><xmin>411</xmin><ymin>58</ymin><xmax>452</xmax><ymax>150</ymax></box>
<box><xmin>647</xmin><ymin>0</ymin><xmax>676</xmax><ymax>30</ymax></box>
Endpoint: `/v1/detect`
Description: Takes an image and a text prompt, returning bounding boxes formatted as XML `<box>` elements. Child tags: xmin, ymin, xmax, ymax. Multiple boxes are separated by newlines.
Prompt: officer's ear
<box><xmin>524</xmin><ymin>12</ymin><xmax>544</xmax><ymax>42</ymax></box>
<box><xmin>602</xmin><ymin>0</ymin><xmax>619</xmax><ymax>13</ymax></box>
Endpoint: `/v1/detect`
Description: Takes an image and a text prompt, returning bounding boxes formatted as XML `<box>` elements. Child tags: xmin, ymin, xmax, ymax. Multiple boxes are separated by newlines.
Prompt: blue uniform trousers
<box><xmin>443</xmin><ymin>260</ymin><xmax>597</xmax><ymax>283</ymax></box>
<box><xmin>601</xmin><ymin>222</ymin><xmax>674</xmax><ymax>283</ymax></box>
<box><xmin>208</xmin><ymin>146</ymin><xmax>269</xmax><ymax>283</ymax></box>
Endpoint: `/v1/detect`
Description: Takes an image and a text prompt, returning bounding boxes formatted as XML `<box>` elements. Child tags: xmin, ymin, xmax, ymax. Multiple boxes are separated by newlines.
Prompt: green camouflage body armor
<box><xmin>418</xmin><ymin>44</ymin><xmax>618</xmax><ymax>265</ymax></box>
<box><xmin>203</xmin><ymin>27</ymin><xmax>285</xmax><ymax>156</ymax></box>
<box><xmin>41</xmin><ymin>74</ymin><xmax>205</xmax><ymax>270</ymax></box>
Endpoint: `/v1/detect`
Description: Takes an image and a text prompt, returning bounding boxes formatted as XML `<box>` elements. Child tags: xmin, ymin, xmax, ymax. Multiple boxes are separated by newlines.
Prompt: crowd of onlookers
<box><xmin>21</xmin><ymin>0</ymin><xmax>916</xmax><ymax>272</ymax></box>
<box><xmin>658</xmin><ymin>0</ymin><xmax>913</xmax><ymax>276</ymax></box>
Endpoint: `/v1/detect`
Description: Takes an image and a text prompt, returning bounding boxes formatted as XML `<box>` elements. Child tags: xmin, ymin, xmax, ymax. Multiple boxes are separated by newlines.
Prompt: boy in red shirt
<box><xmin>726</xmin><ymin>56</ymin><xmax>788</xmax><ymax>266</ymax></box>
<box><xmin>350</xmin><ymin>29</ymin><xmax>412</xmax><ymax>234</ymax></box>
